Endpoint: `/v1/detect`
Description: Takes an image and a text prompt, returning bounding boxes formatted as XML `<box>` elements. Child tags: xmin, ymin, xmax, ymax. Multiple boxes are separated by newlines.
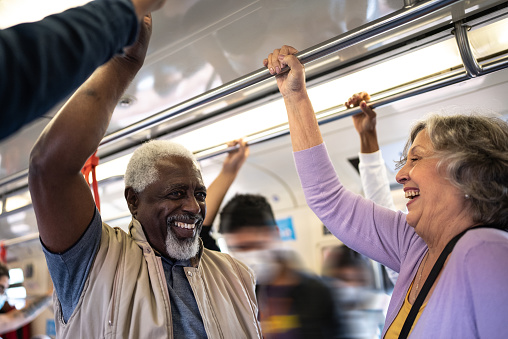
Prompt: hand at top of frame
<box><xmin>115</xmin><ymin>14</ymin><xmax>153</xmax><ymax>71</ymax></box>
<box><xmin>131</xmin><ymin>0</ymin><xmax>166</xmax><ymax>21</ymax></box>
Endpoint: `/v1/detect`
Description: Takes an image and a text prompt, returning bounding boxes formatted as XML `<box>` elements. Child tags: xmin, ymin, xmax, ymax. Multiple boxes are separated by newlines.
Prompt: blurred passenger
<box><xmin>264</xmin><ymin>45</ymin><xmax>508</xmax><ymax>338</ymax></box>
<box><xmin>322</xmin><ymin>245</ymin><xmax>386</xmax><ymax>339</ymax></box>
<box><xmin>201</xmin><ymin>141</ymin><xmax>339</xmax><ymax>337</ymax></box>
<box><xmin>220</xmin><ymin>194</ymin><xmax>339</xmax><ymax>338</ymax></box>
<box><xmin>346</xmin><ymin>92</ymin><xmax>398</xmax><ymax>286</ymax></box>
<box><xmin>28</xmin><ymin>17</ymin><xmax>261</xmax><ymax>339</ymax></box>
<box><xmin>0</xmin><ymin>0</ymin><xmax>165</xmax><ymax>140</ymax></box>
<box><xmin>0</xmin><ymin>263</ymin><xmax>52</xmax><ymax>337</ymax></box>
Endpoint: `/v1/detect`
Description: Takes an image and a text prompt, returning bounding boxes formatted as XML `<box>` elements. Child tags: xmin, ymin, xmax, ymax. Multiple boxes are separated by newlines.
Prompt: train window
<box><xmin>7</xmin><ymin>268</ymin><xmax>27</xmax><ymax>309</ymax></box>
<box><xmin>4</xmin><ymin>190</ymin><xmax>32</xmax><ymax>213</ymax></box>
<box><xmin>8</xmin><ymin>268</ymin><xmax>23</xmax><ymax>285</ymax></box>
<box><xmin>6</xmin><ymin>286</ymin><xmax>27</xmax><ymax>309</ymax></box>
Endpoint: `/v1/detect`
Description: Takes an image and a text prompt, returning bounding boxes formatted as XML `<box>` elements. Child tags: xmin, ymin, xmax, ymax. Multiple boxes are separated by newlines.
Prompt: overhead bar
<box><xmin>100</xmin><ymin>0</ymin><xmax>463</xmax><ymax>147</ymax></box>
<box><xmin>195</xmin><ymin>48</ymin><xmax>508</xmax><ymax>160</ymax></box>
<box><xmin>194</xmin><ymin>70</ymin><xmax>469</xmax><ymax>160</ymax></box>
<box><xmin>0</xmin><ymin>0</ymin><xmax>487</xmax><ymax>191</ymax></box>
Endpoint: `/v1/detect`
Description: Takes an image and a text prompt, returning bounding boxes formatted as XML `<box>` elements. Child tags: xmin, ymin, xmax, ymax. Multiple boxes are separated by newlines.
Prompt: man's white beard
<box><xmin>165</xmin><ymin>227</ymin><xmax>200</xmax><ymax>260</ymax></box>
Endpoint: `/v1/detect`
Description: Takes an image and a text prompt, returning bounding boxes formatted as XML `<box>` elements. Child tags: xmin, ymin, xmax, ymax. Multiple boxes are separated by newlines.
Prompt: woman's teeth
<box><xmin>405</xmin><ymin>190</ymin><xmax>420</xmax><ymax>199</ymax></box>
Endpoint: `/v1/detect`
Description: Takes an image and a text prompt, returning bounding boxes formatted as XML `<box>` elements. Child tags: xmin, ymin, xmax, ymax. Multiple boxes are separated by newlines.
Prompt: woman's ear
<box><xmin>125</xmin><ymin>187</ymin><xmax>139</xmax><ymax>217</ymax></box>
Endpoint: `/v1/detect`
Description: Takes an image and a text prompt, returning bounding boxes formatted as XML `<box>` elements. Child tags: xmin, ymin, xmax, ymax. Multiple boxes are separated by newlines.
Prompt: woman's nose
<box><xmin>396</xmin><ymin>164</ymin><xmax>409</xmax><ymax>184</ymax></box>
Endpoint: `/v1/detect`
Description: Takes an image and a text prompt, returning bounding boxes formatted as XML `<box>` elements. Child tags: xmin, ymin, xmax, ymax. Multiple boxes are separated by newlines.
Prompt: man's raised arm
<box><xmin>28</xmin><ymin>16</ymin><xmax>152</xmax><ymax>253</ymax></box>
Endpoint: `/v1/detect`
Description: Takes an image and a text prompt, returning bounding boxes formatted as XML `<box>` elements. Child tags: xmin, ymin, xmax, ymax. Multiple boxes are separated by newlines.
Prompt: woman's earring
<box><xmin>465</xmin><ymin>194</ymin><xmax>470</xmax><ymax>199</ymax></box>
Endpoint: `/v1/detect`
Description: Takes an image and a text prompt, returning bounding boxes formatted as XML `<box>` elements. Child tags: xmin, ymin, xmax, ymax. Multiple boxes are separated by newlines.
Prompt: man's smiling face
<box><xmin>128</xmin><ymin>155</ymin><xmax>206</xmax><ymax>260</ymax></box>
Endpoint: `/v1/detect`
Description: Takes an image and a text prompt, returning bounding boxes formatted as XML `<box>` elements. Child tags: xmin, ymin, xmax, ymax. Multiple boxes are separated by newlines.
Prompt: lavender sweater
<box><xmin>294</xmin><ymin>143</ymin><xmax>508</xmax><ymax>339</ymax></box>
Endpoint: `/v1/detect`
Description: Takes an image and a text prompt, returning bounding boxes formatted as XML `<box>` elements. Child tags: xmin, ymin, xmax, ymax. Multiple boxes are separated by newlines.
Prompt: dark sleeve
<box><xmin>200</xmin><ymin>225</ymin><xmax>221</xmax><ymax>252</ymax></box>
<box><xmin>42</xmin><ymin>208</ymin><xmax>102</xmax><ymax>322</ymax></box>
<box><xmin>0</xmin><ymin>0</ymin><xmax>139</xmax><ymax>140</ymax></box>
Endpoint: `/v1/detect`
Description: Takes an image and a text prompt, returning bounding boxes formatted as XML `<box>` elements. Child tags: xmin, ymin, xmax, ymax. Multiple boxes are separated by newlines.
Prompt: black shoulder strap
<box><xmin>398</xmin><ymin>225</ymin><xmax>497</xmax><ymax>339</ymax></box>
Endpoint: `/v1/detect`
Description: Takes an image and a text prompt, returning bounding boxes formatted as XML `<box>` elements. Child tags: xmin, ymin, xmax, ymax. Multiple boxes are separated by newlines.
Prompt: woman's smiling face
<box><xmin>395</xmin><ymin>129</ymin><xmax>467</xmax><ymax>236</ymax></box>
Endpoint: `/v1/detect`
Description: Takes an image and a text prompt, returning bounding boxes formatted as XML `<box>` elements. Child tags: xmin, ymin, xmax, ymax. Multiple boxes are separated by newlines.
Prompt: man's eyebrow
<box><xmin>162</xmin><ymin>183</ymin><xmax>188</xmax><ymax>192</ymax></box>
<box><xmin>163</xmin><ymin>183</ymin><xmax>207</xmax><ymax>191</ymax></box>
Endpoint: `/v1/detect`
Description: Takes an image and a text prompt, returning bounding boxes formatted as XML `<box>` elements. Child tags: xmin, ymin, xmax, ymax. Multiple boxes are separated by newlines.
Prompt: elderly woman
<box><xmin>263</xmin><ymin>45</ymin><xmax>508</xmax><ymax>338</ymax></box>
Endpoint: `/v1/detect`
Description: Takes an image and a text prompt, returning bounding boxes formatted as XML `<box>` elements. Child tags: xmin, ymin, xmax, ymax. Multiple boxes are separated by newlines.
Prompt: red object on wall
<box><xmin>81</xmin><ymin>151</ymin><xmax>101</xmax><ymax>212</ymax></box>
<box><xmin>0</xmin><ymin>242</ymin><xmax>5</xmax><ymax>264</ymax></box>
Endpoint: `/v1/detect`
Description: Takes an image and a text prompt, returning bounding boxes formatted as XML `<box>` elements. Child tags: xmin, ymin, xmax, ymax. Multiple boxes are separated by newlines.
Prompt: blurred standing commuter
<box><xmin>0</xmin><ymin>263</ymin><xmax>52</xmax><ymax>337</ymax></box>
<box><xmin>221</xmin><ymin>194</ymin><xmax>339</xmax><ymax>338</ymax></box>
<box><xmin>220</xmin><ymin>194</ymin><xmax>339</xmax><ymax>338</ymax></box>
<box><xmin>202</xmin><ymin>142</ymin><xmax>339</xmax><ymax>338</ymax></box>
<box><xmin>322</xmin><ymin>245</ymin><xmax>387</xmax><ymax>339</ymax></box>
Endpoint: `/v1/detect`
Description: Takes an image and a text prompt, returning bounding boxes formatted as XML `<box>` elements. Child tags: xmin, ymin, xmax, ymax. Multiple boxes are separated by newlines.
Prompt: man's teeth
<box><xmin>405</xmin><ymin>190</ymin><xmax>420</xmax><ymax>199</ymax></box>
<box><xmin>174</xmin><ymin>221</ymin><xmax>196</xmax><ymax>229</ymax></box>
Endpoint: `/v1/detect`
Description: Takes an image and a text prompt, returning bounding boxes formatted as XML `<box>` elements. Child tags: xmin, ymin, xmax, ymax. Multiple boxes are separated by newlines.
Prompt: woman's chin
<box><xmin>405</xmin><ymin>215</ymin><xmax>418</xmax><ymax>228</ymax></box>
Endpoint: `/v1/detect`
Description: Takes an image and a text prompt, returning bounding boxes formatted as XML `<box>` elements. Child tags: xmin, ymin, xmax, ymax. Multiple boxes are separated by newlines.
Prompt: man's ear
<box><xmin>125</xmin><ymin>187</ymin><xmax>139</xmax><ymax>217</ymax></box>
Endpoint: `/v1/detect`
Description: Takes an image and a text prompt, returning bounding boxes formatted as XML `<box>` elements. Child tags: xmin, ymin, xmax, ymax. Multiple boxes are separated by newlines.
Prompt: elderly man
<box><xmin>28</xmin><ymin>16</ymin><xmax>261</xmax><ymax>339</ymax></box>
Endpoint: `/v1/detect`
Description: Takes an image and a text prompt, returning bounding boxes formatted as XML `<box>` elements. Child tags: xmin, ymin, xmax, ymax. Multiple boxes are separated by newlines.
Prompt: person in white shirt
<box><xmin>346</xmin><ymin>92</ymin><xmax>399</xmax><ymax>285</ymax></box>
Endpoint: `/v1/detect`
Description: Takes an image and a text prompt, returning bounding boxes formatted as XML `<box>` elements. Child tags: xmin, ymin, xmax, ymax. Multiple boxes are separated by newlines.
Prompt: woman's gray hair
<box><xmin>398</xmin><ymin>111</ymin><xmax>508</xmax><ymax>230</ymax></box>
<box><xmin>124</xmin><ymin>140</ymin><xmax>199</xmax><ymax>193</ymax></box>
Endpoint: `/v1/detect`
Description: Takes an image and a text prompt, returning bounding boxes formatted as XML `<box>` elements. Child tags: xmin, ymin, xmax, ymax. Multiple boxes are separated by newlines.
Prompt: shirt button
<box><xmin>187</xmin><ymin>271</ymin><xmax>193</xmax><ymax>277</ymax></box>
<box><xmin>145</xmin><ymin>248</ymin><xmax>151</xmax><ymax>253</ymax></box>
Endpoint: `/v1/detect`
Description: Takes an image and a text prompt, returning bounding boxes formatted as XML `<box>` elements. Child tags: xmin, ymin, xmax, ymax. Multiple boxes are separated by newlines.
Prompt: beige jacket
<box><xmin>53</xmin><ymin>219</ymin><xmax>262</xmax><ymax>338</ymax></box>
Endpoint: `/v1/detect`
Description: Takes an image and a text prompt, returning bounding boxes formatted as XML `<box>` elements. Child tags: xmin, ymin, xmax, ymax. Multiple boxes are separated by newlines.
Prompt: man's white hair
<box><xmin>124</xmin><ymin>140</ymin><xmax>199</xmax><ymax>193</ymax></box>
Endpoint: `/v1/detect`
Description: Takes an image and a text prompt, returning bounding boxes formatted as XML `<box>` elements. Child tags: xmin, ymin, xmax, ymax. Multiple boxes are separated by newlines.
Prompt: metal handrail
<box><xmin>0</xmin><ymin>0</ymin><xmax>464</xmax><ymax>190</ymax></box>
<box><xmin>453</xmin><ymin>21</ymin><xmax>483</xmax><ymax>77</ymax></box>
<box><xmin>195</xmin><ymin>70</ymin><xmax>470</xmax><ymax>160</ymax></box>
<box><xmin>196</xmin><ymin>44</ymin><xmax>508</xmax><ymax>160</ymax></box>
<box><xmin>99</xmin><ymin>0</ymin><xmax>462</xmax><ymax>147</ymax></box>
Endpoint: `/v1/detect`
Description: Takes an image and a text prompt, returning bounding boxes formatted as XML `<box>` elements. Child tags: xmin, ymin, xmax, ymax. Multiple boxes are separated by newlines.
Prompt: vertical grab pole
<box><xmin>453</xmin><ymin>20</ymin><xmax>483</xmax><ymax>78</ymax></box>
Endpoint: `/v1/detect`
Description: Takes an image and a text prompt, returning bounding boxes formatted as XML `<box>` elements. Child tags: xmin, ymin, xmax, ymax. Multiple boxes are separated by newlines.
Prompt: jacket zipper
<box><xmin>108</xmin><ymin>240</ymin><xmax>124</xmax><ymax>328</ymax></box>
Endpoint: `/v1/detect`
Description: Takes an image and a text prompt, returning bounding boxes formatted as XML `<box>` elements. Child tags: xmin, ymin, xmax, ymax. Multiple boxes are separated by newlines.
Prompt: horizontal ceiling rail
<box><xmin>195</xmin><ymin>70</ymin><xmax>469</xmax><ymax>160</ymax></box>
<box><xmin>99</xmin><ymin>0</ymin><xmax>462</xmax><ymax>148</ymax></box>
<box><xmin>0</xmin><ymin>0</ymin><xmax>486</xmax><ymax>192</ymax></box>
<box><xmin>196</xmin><ymin>47</ymin><xmax>508</xmax><ymax>159</ymax></box>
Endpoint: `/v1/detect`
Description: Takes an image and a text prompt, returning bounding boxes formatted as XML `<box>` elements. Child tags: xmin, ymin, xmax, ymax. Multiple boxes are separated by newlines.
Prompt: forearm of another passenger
<box><xmin>0</xmin><ymin>0</ymin><xmax>138</xmax><ymax>140</ymax></box>
<box><xmin>359</xmin><ymin>151</ymin><xmax>397</xmax><ymax>211</ymax></box>
<box><xmin>358</xmin><ymin>129</ymin><xmax>379</xmax><ymax>154</ymax></box>
<box><xmin>0</xmin><ymin>294</ymin><xmax>52</xmax><ymax>334</ymax></box>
